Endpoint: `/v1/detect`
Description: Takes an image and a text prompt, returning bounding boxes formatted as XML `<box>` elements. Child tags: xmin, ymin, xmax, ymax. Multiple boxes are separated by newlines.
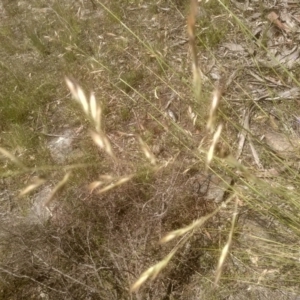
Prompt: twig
<box><xmin>0</xmin><ymin>266</ymin><xmax>66</xmax><ymax>294</ymax></box>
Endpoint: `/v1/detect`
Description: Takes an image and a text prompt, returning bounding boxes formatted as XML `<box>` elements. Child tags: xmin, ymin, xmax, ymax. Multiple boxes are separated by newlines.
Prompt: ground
<box><xmin>1</xmin><ymin>0</ymin><xmax>300</xmax><ymax>299</ymax></box>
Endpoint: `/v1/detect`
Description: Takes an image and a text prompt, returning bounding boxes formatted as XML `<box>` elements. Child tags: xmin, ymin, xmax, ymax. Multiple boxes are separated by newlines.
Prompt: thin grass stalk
<box><xmin>187</xmin><ymin>0</ymin><xmax>202</xmax><ymax>99</ymax></box>
<box><xmin>43</xmin><ymin>172</ymin><xmax>71</xmax><ymax>207</ymax></box>
<box><xmin>215</xmin><ymin>197</ymin><xmax>239</xmax><ymax>285</ymax></box>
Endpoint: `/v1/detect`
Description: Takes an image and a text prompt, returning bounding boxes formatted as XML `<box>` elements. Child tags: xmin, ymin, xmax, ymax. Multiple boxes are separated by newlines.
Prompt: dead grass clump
<box><xmin>0</xmin><ymin>206</ymin><xmax>122</xmax><ymax>299</ymax></box>
<box><xmin>2</xmin><ymin>0</ymin><xmax>300</xmax><ymax>299</ymax></box>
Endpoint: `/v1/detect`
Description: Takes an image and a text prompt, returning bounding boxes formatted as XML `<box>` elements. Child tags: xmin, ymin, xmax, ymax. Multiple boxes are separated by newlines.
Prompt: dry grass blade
<box><xmin>225</xmin><ymin>155</ymin><xmax>258</xmax><ymax>182</ymax></box>
<box><xmin>187</xmin><ymin>0</ymin><xmax>198</xmax><ymax>72</ymax></box>
<box><xmin>138</xmin><ymin>136</ymin><xmax>156</xmax><ymax>165</ymax></box>
<box><xmin>88</xmin><ymin>181</ymin><xmax>103</xmax><ymax>192</ymax></box>
<box><xmin>19</xmin><ymin>178</ymin><xmax>46</xmax><ymax>196</ymax></box>
<box><xmin>248</xmin><ymin>136</ymin><xmax>263</xmax><ymax>169</ymax></box>
<box><xmin>89</xmin><ymin>93</ymin><xmax>102</xmax><ymax>132</ymax></box>
<box><xmin>236</xmin><ymin>105</ymin><xmax>255</xmax><ymax>160</ymax></box>
<box><xmin>215</xmin><ymin>197</ymin><xmax>239</xmax><ymax>285</ymax></box>
<box><xmin>43</xmin><ymin>172</ymin><xmax>71</xmax><ymax>207</ymax></box>
<box><xmin>188</xmin><ymin>105</ymin><xmax>197</xmax><ymax>126</ymax></box>
<box><xmin>0</xmin><ymin>147</ymin><xmax>26</xmax><ymax>168</ymax></box>
<box><xmin>207</xmin><ymin>88</ymin><xmax>222</xmax><ymax>133</ymax></box>
<box><xmin>133</xmin><ymin>194</ymin><xmax>237</xmax><ymax>292</ymax></box>
<box><xmin>96</xmin><ymin>175</ymin><xmax>133</xmax><ymax>194</ymax></box>
<box><xmin>207</xmin><ymin>124</ymin><xmax>223</xmax><ymax>167</ymax></box>
<box><xmin>88</xmin><ymin>175</ymin><xmax>116</xmax><ymax>192</ymax></box>
<box><xmin>130</xmin><ymin>249</ymin><xmax>177</xmax><ymax>293</ymax></box>
<box><xmin>188</xmin><ymin>0</ymin><xmax>202</xmax><ymax>98</ymax></box>
<box><xmin>99</xmin><ymin>174</ymin><xmax>114</xmax><ymax>181</ymax></box>
<box><xmin>160</xmin><ymin>218</ymin><xmax>209</xmax><ymax>243</ymax></box>
<box><xmin>243</xmin><ymin>106</ymin><xmax>263</xmax><ymax>168</ymax></box>
<box><xmin>89</xmin><ymin>92</ymin><xmax>97</xmax><ymax>121</ymax></box>
<box><xmin>161</xmin><ymin>193</ymin><xmax>236</xmax><ymax>244</ymax></box>
<box><xmin>236</xmin><ymin>109</ymin><xmax>248</xmax><ymax>160</ymax></box>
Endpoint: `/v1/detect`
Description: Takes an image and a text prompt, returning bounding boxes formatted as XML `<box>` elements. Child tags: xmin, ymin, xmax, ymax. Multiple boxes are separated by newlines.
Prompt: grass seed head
<box><xmin>65</xmin><ymin>77</ymin><xmax>89</xmax><ymax>115</ymax></box>
<box><xmin>0</xmin><ymin>147</ymin><xmax>26</xmax><ymax>169</ymax></box>
<box><xmin>207</xmin><ymin>124</ymin><xmax>223</xmax><ymax>167</ymax></box>
<box><xmin>90</xmin><ymin>130</ymin><xmax>116</xmax><ymax>160</ymax></box>
<box><xmin>43</xmin><ymin>172</ymin><xmax>71</xmax><ymax>207</ymax></box>
<box><xmin>207</xmin><ymin>88</ymin><xmax>222</xmax><ymax>133</ymax></box>
<box><xmin>138</xmin><ymin>136</ymin><xmax>156</xmax><ymax>165</ymax></box>
<box><xmin>19</xmin><ymin>178</ymin><xmax>46</xmax><ymax>196</ymax></box>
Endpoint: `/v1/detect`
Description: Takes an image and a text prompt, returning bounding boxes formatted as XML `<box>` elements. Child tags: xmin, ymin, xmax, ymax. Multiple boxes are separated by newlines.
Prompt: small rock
<box><xmin>29</xmin><ymin>186</ymin><xmax>53</xmax><ymax>223</ymax></box>
<box><xmin>195</xmin><ymin>174</ymin><xmax>233</xmax><ymax>203</ymax></box>
<box><xmin>47</xmin><ymin>129</ymin><xmax>74</xmax><ymax>164</ymax></box>
<box><xmin>264</xmin><ymin>131</ymin><xmax>300</xmax><ymax>159</ymax></box>
<box><xmin>152</xmin><ymin>144</ymin><xmax>162</xmax><ymax>155</ymax></box>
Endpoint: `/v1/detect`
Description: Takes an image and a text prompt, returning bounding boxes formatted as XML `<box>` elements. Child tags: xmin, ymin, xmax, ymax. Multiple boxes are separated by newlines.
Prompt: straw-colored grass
<box><xmin>1</xmin><ymin>0</ymin><xmax>300</xmax><ymax>299</ymax></box>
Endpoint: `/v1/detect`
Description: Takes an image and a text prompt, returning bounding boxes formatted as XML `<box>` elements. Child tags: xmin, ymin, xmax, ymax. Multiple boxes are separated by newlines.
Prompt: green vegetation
<box><xmin>197</xmin><ymin>0</ymin><xmax>230</xmax><ymax>49</ymax></box>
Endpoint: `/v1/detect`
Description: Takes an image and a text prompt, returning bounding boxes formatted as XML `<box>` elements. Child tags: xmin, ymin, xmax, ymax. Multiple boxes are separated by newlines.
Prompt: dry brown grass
<box><xmin>1</xmin><ymin>0</ymin><xmax>300</xmax><ymax>299</ymax></box>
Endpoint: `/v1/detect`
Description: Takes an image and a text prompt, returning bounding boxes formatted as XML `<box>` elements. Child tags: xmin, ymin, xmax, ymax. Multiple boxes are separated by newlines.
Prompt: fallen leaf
<box><xmin>267</xmin><ymin>11</ymin><xmax>291</xmax><ymax>33</ymax></box>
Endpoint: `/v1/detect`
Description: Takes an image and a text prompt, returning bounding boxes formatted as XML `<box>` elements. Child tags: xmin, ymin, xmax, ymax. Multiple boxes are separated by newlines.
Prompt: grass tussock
<box><xmin>1</xmin><ymin>0</ymin><xmax>300</xmax><ymax>299</ymax></box>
